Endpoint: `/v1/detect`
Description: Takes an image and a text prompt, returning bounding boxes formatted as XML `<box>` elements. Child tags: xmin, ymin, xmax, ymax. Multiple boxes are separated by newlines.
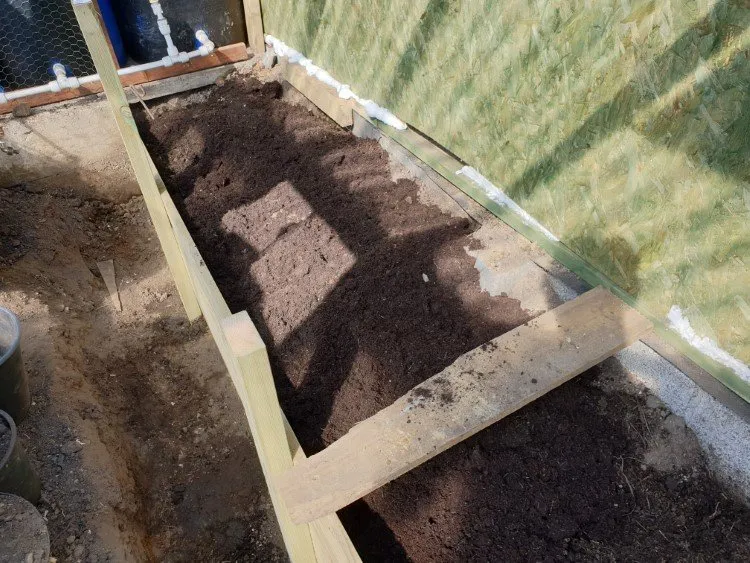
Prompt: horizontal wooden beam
<box><xmin>0</xmin><ymin>43</ymin><xmax>248</xmax><ymax>115</ymax></box>
<box><xmin>278</xmin><ymin>287</ymin><xmax>652</xmax><ymax>524</ymax></box>
<box><xmin>281</xmin><ymin>59</ymin><xmax>354</xmax><ymax>127</ymax></box>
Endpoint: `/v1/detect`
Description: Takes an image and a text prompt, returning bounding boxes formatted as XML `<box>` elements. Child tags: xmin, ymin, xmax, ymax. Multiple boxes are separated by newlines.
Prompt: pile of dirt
<box><xmin>0</xmin><ymin>182</ymin><xmax>286</xmax><ymax>561</ymax></box>
<box><xmin>138</xmin><ymin>74</ymin><xmax>750</xmax><ymax>561</ymax></box>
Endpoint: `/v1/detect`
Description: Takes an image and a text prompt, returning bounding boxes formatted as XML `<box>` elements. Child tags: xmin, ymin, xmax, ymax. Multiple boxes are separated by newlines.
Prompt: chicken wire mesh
<box><xmin>0</xmin><ymin>0</ymin><xmax>96</xmax><ymax>91</ymax></box>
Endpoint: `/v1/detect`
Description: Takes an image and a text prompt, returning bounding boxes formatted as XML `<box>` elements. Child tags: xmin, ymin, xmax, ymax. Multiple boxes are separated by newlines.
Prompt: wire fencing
<box><xmin>0</xmin><ymin>0</ymin><xmax>95</xmax><ymax>91</ymax></box>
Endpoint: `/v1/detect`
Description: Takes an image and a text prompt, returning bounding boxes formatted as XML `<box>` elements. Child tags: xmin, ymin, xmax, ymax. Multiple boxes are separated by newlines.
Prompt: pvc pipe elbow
<box><xmin>195</xmin><ymin>30</ymin><xmax>214</xmax><ymax>51</ymax></box>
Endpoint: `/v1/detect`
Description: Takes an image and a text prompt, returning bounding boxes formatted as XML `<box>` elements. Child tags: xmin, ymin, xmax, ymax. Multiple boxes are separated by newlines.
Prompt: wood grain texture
<box><xmin>72</xmin><ymin>0</ymin><xmax>201</xmax><ymax>322</ymax></box>
<box><xmin>243</xmin><ymin>0</ymin><xmax>266</xmax><ymax>54</ymax></box>
<box><xmin>282</xmin><ymin>59</ymin><xmax>354</xmax><ymax>127</ymax></box>
<box><xmin>222</xmin><ymin>312</ymin><xmax>317</xmax><ymax>562</ymax></box>
<box><xmin>0</xmin><ymin>44</ymin><xmax>248</xmax><ymax>115</ymax></box>
<box><xmin>96</xmin><ymin>260</ymin><xmax>121</xmax><ymax>311</ymax></box>
<box><xmin>279</xmin><ymin>287</ymin><xmax>652</xmax><ymax>524</ymax></box>
<box><xmin>159</xmin><ymin>189</ymin><xmax>361</xmax><ymax>562</ymax></box>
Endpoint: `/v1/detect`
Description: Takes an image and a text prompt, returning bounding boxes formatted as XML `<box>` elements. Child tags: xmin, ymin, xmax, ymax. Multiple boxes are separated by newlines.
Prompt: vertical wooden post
<box><xmin>243</xmin><ymin>0</ymin><xmax>266</xmax><ymax>54</ymax></box>
<box><xmin>71</xmin><ymin>0</ymin><xmax>201</xmax><ymax>322</ymax></box>
<box><xmin>221</xmin><ymin>312</ymin><xmax>317</xmax><ymax>562</ymax></box>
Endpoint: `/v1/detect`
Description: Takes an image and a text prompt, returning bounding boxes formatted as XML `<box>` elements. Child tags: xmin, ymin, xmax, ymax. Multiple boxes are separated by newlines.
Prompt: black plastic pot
<box><xmin>0</xmin><ymin>410</ymin><xmax>40</xmax><ymax>504</ymax></box>
<box><xmin>0</xmin><ymin>307</ymin><xmax>29</xmax><ymax>423</ymax></box>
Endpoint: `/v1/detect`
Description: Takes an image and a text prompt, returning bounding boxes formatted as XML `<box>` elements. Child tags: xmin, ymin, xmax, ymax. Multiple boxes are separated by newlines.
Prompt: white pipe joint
<box><xmin>150</xmin><ymin>0</ymin><xmax>179</xmax><ymax>58</ymax></box>
<box><xmin>0</xmin><ymin>91</ymin><xmax>7</xmax><ymax>104</ymax></box>
<box><xmin>195</xmin><ymin>30</ymin><xmax>215</xmax><ymax>56</ymax></box>
<box><xmin>49</xmin><ymin>63</ymin><xmax>80</xmax><ymax>92</ymax></box>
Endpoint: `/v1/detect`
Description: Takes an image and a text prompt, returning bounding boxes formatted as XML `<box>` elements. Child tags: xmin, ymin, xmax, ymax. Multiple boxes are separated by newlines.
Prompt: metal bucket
<box><xmin>0</xmin><ymin>307</ymin><xmax>30</xmax><ymax>422</ymax></box>
<box><xmin>0</xmin><ymin>410</ymin><xmax>41</xmax><ymax>504</ymax></box>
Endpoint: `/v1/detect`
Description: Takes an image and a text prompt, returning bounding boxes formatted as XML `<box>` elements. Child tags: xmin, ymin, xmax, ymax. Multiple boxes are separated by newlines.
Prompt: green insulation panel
<box><xmin>261</xmin><ymin>1</ymin><xmax>750</xmax><ymax>379</ymax></box>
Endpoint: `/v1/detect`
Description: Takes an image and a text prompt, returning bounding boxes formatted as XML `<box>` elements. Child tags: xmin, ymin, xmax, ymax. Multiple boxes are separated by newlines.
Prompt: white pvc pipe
<box><xmin>150</xmin><ymin>0</ymin><xmax>179</xmax><ymax>58</ymax></box>
<box><xmin>0</xmin><ymin>30</ymin><xmax>215</xmax><ymax>104</ymax></box>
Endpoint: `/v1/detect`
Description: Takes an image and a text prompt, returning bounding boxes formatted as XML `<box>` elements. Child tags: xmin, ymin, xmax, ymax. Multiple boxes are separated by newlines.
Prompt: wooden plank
<box><xmin>71</xmin><ymin>0</ymin><xmax>201</xmax><ymax>322</ymax></box>
<box><xmin>96</xmin><ymin>259</ymin><xmax>121</xmax><ymax>311</ymax></box>
<box><xmin>354</xmin><ymin>108</ymin><xmax>750</xmax><ymax>405</ymax></box>
<box><xmin>125</xmin><ymin>65</ymin><xmax>234</xmax><ymax>103</ymax></box>
<box><xmin>0</xmin><ymin>43</ymin><xmax>248</xmax><ymax>115</ymax></box>
<box><xmin>222</xmin><ymin>312</ymin><xmax>316</xmax><ymax>562</ymax></box>
<box><xmin>278</xmin><ymin>287</ymin><xmax>653</xmax><ymax>524</ymax></box>
<box><xmin>243</xmin><ymin>0</ymin><xmax>266</xmax><ymax>54</ymax></box>
<box><xmin>92</xmin><ymin>0</ymin><xmax>120</xmax><ymax>68</ymax></box>
<box><xmin>159</xmin><ymin>189</ymin><xmax>361</xmax><ymax>563</ymax></box>
<box><xmin>282</xmin><ymin>59</ymin><xmax>354</xmax><ymax>128</ymax></box>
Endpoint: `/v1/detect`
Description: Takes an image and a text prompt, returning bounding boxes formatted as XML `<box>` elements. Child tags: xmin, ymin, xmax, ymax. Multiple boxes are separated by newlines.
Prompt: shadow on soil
<box><xmin>136</xmin><ymin>77</ymin><xmax>750</xmax><ymax>561</ymax></box>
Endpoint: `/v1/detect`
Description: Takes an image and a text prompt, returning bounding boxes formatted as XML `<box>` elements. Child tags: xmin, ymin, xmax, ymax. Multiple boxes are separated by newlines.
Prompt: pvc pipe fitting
<box><xmin>195</xmin><ymin>30</ymin><xmax>215</xmax><ymax>56</ymax></box>
<box><xmin>151</xmin><ymin>1</ymin><xmax>180</xmax><ymax>58</ymax></box>
<box><xmin>51</xmin><ymin>63</ymin><xmax>80</xmax><ymax>91</ymax></box>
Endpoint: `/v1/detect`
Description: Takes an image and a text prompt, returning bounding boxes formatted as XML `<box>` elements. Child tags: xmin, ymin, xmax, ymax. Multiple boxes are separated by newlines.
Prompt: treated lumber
<box><xmin>354</xmin><ymin>108</ymin><xmax>750</xmax><ymax>405</ymax></box>
<box><xmin>281</xmin><ymin>59</ymin><xmax>354</xmax><ymax>128</ymax></box>
<box><xmin>0</xmin><ymin>43</ymin><xmax>248</xmax><ymax>115</ymax></box>
<box><xmin>96</xmin><ymin>259</ymin><xmax>121</xmax><ymax>311</ymax></box>
<box><xmin>71</xmin><ymin>0</ymin><xmax>201</xmax><ymax>322</ymax></box>
<box><xmin>278</xmin><ymin>287</ymin><xmax>652</xmax><ymax>524</ymax></box>
<box><xmin>243</xmin><ymin>0</ymin><xmax>266</xmax><ymax>54</ymax></box>
<box><xmin>159</xmin><ymin>188</ymin><xmax>361</xmax><ymax>563</ymax></box>
<box><xmin>222</xmin><ymin>312</ymin><xmax>316</xmax><ymax>562</ymax></box>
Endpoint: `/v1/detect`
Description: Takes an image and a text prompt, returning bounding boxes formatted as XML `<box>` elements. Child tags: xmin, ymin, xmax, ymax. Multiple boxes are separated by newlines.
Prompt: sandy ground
<box><xmin>0</xmin><ymin>180</ymin><xmax>286</xmax><ymax>562</ymax></box>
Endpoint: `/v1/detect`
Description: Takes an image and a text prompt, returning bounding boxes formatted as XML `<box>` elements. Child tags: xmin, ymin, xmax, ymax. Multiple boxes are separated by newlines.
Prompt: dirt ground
<box><xmin>139</xmin><ymin>73</ymin><xmax>750</xmax><ymax>562</ymax></box>
<box><xmin>0</xmin><ymin>180</ymin><xmax>286</xmax><ymax>561</ymax></box>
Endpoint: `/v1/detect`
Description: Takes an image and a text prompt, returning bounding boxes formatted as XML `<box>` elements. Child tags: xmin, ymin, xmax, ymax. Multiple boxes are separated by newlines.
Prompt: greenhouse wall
<box><xmin>262</xmin><ymin>0</ymin><xmax>750</xmax><ymax>377</ymax></box>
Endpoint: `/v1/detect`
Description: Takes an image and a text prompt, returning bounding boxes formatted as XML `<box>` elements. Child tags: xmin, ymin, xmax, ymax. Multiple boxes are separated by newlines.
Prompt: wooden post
<box><xmin>278</xmin><ymin>288</ymin><xmax>653</xmax><ymax>523</ymax></box>
<box><xmin>160</xmin><ymin>188</ymin><xmax>361</xmax><ymax>562</ymax></box>
<box><xmin>71</xmin><ymin>0</ymin><xmax>201</xmax><ymax>322</ymax></box>
<box><xmin>221</xmin><ymin>312</ymin><xmax>317</xmax><ymax>562</ymax></box>
<box><xmin>243</xmin><ymin>0</ymin><xmax>265</xmax><ymax>54</ymax></box>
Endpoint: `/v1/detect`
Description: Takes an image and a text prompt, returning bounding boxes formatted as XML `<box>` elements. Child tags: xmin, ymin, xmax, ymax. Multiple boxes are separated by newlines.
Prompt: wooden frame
<box><xmin>278</xmin><ymin>287</ymin><xmax>651</xmax><ymax>523</ymax></box>
<box><xmin>71</xmin><ymin>2</ymin><xmax>359</xmax><ymax>559</ymax></box>
<box><xmin>243</xmin><ymin>0</ymin><xmax>266</xmax><ymax>55</ymax></box>
<box><xmin>72</xmin><ymin>0</ymin><xmax>201</xmax><ymax>322</ymax></box>
<box><xmin>69</xmin><ymin>1</ymin><xmax>747</xmax><ymax>557</ymax></box>
<box><xmin>0</xmin><ymin>43</ymin><xmax>248</xmax><ymax>115</ymax></box>
<box><xmin>281</xmin><ymin>59</ymin><xmax>355</xmax><ymax>127</ymax></box>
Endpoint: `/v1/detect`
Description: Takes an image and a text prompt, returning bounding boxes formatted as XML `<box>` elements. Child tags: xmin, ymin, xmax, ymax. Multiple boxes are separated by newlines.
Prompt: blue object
<box><xmin>97</xmin><ymin>0</ymin><xmax>128</xmax><ymax>66</ymax></box>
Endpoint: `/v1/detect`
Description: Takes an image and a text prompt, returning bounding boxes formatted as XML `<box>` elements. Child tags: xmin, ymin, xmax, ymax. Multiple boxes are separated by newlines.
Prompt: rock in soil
<box><xmin>0</xmin><ymin>493</ymin><xmax>50</xmax><ymax>562</ymax></box>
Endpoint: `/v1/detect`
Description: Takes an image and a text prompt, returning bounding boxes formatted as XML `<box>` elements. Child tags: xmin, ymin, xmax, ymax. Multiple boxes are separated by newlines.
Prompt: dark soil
<box><xmin>138</xmin><ymin>75</ymin><xmax>750</xmax><ymax>562</ymax></box>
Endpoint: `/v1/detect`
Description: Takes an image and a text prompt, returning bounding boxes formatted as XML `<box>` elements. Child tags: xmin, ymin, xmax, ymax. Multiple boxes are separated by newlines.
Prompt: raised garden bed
<box><xmin>136</xmin><ymin>75</ymin><xmax>750</xmax><ymax>561</ymax></box>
